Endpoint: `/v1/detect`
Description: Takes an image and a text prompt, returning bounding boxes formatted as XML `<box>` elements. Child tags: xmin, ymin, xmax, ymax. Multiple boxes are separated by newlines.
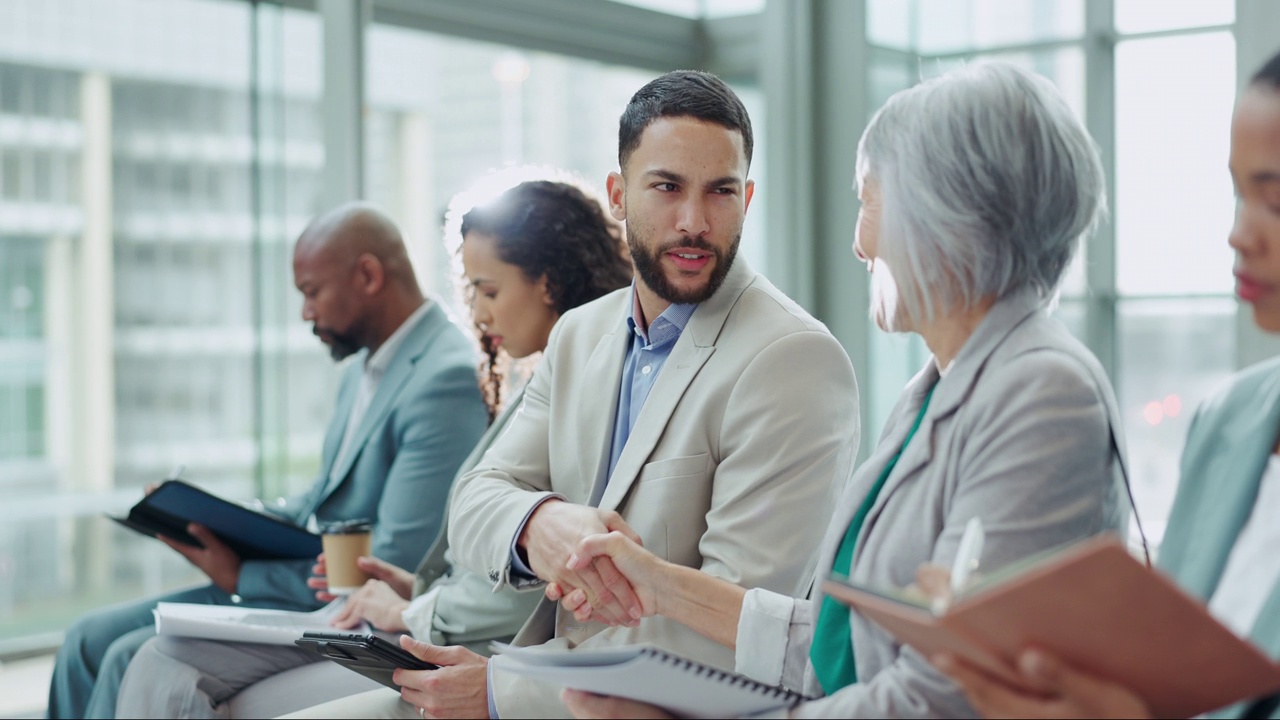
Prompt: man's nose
<box><xmin>674</xmin><ymin>197</ymin><xmax>710</xmax><ymax>238</ymax></box>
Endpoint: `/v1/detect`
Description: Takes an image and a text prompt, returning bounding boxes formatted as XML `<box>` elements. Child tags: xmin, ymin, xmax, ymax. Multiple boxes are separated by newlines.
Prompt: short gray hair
<box><xmin>856</xmin><ymin>61</ymin><xmax>1105</xmax><ymax>325</ymax></box>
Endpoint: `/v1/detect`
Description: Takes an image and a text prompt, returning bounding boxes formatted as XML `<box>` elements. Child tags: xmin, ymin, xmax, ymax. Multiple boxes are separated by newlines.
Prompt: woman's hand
<box><xmin>546</xmin><ymin>531</ymin><xmax>667</xmax><ymax>625</ymax></box>
<box><xmin>307</xmin><ymin>553</ymin><xmax>415</xmax><ymax>604</ymax></box>
<box><xmin>934</xmin><ymin>648</ymin><xmax>1152</xmax><ymax>719</ymax></box>
<box><xmin>354</xmin><ymin>555</ymin><xmax>416</xmax><ymax>599</ymax></box>
<box><xmin>562</xmin><ymin>689</ymin><xmax>675</xmax><ymax>719</ymax></box>
<box><xmin>307</xmin><ymin>553</ymin><xmax>336</xmax><ymax>602</ymax></box>
<box><xmin>329</xmin><ymin>579</ymin><xmax>411</xmax><ymax>632</ymax></box>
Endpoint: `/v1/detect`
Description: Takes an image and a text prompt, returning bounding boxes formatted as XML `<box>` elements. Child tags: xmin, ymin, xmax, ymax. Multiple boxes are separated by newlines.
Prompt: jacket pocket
<box><xmin>636</xmin><ymin>452</ymin><xmax>712</xmax><ymax>485</ymax></box>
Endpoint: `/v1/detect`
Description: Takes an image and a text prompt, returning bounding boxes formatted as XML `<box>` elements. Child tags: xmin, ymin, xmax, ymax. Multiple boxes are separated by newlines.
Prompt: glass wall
<box><xmin>0</xmin><ymin>0</ymin><xmax>331</xmax><ymax>650</ymax></box>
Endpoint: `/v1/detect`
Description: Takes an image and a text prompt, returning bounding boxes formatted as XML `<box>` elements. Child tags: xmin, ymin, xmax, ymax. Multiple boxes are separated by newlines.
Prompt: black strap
<box><xmin>1110</xmin><ymin>422</ymin><xmax>1152</xmax><ymax>567</ymax></box>
<box><xmin>1242</xmin><ymin>693</ymin><xmax>1280</xmax><ymax>719</ymax></box>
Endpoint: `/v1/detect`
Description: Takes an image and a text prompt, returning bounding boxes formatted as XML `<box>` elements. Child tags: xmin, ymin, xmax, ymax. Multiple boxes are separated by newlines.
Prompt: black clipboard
<box><xmin>108</xmin><ymin>479</ymin><xmax>322</xmax><ymax>561</ymax></box>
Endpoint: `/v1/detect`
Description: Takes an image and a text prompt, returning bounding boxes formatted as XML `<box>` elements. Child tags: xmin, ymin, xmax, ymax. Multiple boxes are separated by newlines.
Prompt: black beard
<box><xmin>315</xmin><ymin>327</ymin><xmax>361</xmax><ymax>362</ymax></box>
<box><xmin>627</xmin><ymin>232</ymin><xmax>740</xmax><ymax>305</ymax></box>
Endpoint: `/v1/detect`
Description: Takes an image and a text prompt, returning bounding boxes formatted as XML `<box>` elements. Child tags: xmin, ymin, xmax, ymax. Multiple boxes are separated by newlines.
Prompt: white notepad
<box><xmin>492</xmin><ymin>643</ymin><xmax>810</xmax><ymax>719</ymax></box>
<box><xmin>153</xmin><ymin>599</ymin><xmax>370</xmax><ymax>645</ymax></box>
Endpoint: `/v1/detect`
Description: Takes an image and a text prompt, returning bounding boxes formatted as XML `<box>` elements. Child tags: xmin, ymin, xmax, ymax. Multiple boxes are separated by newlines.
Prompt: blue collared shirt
<box><xmin>596</xmin><ymin>289</ymin><xmax>696</xmax><ymax>502</ymax></box>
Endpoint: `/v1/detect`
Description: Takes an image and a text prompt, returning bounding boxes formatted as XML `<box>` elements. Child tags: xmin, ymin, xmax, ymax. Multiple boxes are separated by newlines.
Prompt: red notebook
<box><xmin>822</xmin><ymin>536</ymin><xmax>1280</xmax><ymax>719</ymax></box>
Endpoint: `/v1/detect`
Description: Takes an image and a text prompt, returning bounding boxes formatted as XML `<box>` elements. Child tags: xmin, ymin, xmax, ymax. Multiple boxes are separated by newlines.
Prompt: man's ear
<box><xmin>743</xmin><ymin>178</ymin><xmax>756</xmax><ymax>215</ymax></box>
<box><xmin>606</xmin><ymin>171</ymin><xmax>626</xmax><ymax>222</ymax></box>
<box><xmin>354</xmin><ymin>253</ymin><xmax>385</xmax><ymax>295</ymax></box>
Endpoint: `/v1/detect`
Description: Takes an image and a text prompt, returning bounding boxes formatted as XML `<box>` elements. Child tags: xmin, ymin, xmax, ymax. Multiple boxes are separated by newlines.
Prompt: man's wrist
<box><xmin>517</xmin><ymin>497</ymin><xmax>562</xmax><ymax>551</ymax></box>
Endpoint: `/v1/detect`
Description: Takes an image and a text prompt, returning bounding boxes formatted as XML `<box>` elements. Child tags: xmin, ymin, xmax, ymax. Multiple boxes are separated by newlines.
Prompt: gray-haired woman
<box><xmin>547</xmin><ymin>60</ymin><xmax>1135</xmax><ymax>719</ymax></box>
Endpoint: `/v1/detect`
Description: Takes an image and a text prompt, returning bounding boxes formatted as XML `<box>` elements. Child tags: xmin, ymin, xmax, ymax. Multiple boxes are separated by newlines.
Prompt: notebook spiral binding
<box><xmin>640</xmin><ymin>646</ymin><xmax>812</xmax><ymax>705</ymax></box>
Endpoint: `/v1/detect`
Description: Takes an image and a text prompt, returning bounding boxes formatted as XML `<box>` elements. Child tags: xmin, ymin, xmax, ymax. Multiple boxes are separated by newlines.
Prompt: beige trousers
<box><xmin>278</xmin><ymin>687</ymin><xmax>417</xmax><ymax>719</ymax></box>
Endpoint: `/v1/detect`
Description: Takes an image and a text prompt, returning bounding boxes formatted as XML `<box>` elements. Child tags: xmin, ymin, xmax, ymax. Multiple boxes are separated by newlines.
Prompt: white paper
<box><xmin>153</xmin><ymin>599</ymin><xmax>371</xmax><ymax>645</ymax></box>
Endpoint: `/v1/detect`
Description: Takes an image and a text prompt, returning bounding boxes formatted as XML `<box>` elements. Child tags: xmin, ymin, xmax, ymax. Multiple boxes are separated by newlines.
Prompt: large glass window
<box><xmin>0</xmin><ymin>0</ymin><xmax>330</xmax><ymax>658</ymax></box>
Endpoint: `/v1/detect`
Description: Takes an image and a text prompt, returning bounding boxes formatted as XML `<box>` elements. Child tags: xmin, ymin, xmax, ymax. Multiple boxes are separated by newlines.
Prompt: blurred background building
<box><xmin>0</xmin><ymin>0</ymin><xmax>1277</xmax><ymax>714</ymax></box>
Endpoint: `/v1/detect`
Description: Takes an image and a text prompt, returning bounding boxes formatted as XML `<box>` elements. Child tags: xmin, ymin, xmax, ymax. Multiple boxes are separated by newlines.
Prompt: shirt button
<box><xmin>641</xmin><ymin>365</ymin><xmax>652</xmax><ymax>375</ymax></box>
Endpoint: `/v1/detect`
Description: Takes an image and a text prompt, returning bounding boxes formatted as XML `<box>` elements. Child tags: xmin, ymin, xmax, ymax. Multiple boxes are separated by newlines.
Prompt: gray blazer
<box><xmin>1159</xmin><ymin>356</ymin><xmax>1280</xmax><ymax>719</ymax></box>
<box><xmin>237</xmin><ymin>301</ymin><xmax>489</xmax><ymax>609</ymax></box>
<box><xmin>736</xmin><ymin>289</ymin><xmax>1130</xmax><ymax>718</ymax></box>
<box><xmin>403</xmin><ymin>384</ymin><xmax>543</xmax><ymax>652</ymax></box>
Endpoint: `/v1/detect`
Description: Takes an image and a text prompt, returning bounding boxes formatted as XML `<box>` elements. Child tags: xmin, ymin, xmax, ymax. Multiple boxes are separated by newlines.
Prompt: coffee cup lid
<box><xmin>320</xmin><ymin>518</ymin><xmax>373</xmax><ymax>534</ymax></box>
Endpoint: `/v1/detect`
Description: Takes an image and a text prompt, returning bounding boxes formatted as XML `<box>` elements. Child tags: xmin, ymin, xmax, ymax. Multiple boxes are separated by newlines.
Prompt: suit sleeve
<box><xmin>491</xmin><ymin>329</ymin><xmax>861</xmax><ymax>717</ymax></box>
<box><xmin>447</xmin><ymin>322</ymin><xmax>563</xmax><ymax>588</ymax></box>
<box><xmin>796</xmin><ymin>349</ymin><xmax>1125</xmax><ymax>719</ymax></box>
<box><xmin>236</xmin><ymin>353</ymin><xmax>489</xmax><ymax>608</ymax></box>
<box><xmin>366</xmin><ymin>359</ymin><xmax>489</xmax><ymax>575</ymax></box>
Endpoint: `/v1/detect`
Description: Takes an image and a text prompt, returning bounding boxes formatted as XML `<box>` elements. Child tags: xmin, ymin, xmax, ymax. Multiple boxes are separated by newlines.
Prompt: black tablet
<box><xmin>295</xmin><ymin>632</ymin><xmax>438</xmax><ymax>690</ymax></box>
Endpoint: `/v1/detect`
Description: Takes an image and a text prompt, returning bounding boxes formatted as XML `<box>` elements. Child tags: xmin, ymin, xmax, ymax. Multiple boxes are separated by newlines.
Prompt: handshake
<box><xmin>520</xmin><ymin>499</ymin><xmax>668</xmax><ymax>628</ymax></box>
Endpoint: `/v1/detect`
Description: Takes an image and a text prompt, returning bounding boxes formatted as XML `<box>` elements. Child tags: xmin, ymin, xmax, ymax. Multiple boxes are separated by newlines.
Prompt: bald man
<box><xmin>48</xmin><ymin>204</ymin><xmax>489</xmax><ymax>719</ymax></box>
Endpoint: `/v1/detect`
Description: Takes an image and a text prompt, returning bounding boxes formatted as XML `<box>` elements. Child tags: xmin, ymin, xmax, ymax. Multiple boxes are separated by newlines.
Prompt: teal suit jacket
<box><xmin>236</xmin><ymin>301</ymin><xmax>489</xmax><ymax>609</ymax></box>
<box><xmin>1159</xmin><ymin>356</ymin><xmax>1280</xmax><ymax>718</ymax></box>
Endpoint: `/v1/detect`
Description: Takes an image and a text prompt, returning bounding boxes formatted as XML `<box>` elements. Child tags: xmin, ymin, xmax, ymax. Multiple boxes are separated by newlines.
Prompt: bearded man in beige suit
<box><xmin>286</xmin><ymin>69</ymin><xmax>860</xmax><ymax>720</ymax></box>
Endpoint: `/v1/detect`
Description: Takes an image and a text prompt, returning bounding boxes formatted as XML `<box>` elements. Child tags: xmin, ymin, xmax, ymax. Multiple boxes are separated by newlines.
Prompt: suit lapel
<box><xmin>575</xmin><ymin>316</ymin><xmax>630</xmax><ymax>502</ymax></box>
<box><xmin>320</xmin><ymin>363</ymin><xmax>360</xmax><ymax>483</ymax></box>
<box><xmin>861</xmin><ymin>291</ymin><xmax>1042</xmax><ymax>531</ymax></box>
<box><xmin>597</xmin><ymin>342</ymin><xmax>716</xmax><ymax>511</ymax></box>
<box><xmin>1170</xmin><ymin>377</ymin><xmax>1280</xmax><ymax>600</ymax></box>
<box><xmin>596</xmin><ymin>260</ymin><xmax>755</xmax><ymax>512</ymax></box>
<box><xmin>320</xmin><ymin>305</ymin><xmax>440</xmax><ymax>504</ymax></box>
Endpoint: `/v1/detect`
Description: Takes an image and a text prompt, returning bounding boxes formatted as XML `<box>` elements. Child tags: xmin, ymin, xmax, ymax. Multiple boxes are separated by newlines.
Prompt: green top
<box><xmin>809</xmin><ymin>384</ymin><xmax>937</xmax><ymax>696</ymax></box>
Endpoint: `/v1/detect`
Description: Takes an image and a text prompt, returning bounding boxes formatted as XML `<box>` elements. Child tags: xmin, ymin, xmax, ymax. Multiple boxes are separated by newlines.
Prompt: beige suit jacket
<box><xmin>447</xmin><ymin>259</ymin><xmax>861</xmax><ymax>717</ymax></box>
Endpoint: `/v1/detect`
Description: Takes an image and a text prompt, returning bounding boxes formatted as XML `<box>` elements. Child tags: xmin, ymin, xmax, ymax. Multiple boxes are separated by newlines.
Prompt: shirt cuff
<box><xmin>400</xmin><ymin>585</ymin><xmax>442</xmax><ymax>640</ymax></box>
<box><xmin>506</xmin><ymin>495</ymin><xmax>565</xmax><ymax>587</ymax></box>
<box><xmin>487</xmin><ymin>660</ymin><xmax>499</xmax><ymax>718</ymax></box>
<box><xmin>735</xmin><ymin>587</ymin><xmax>798</xmax><ymax>686</ymax></box>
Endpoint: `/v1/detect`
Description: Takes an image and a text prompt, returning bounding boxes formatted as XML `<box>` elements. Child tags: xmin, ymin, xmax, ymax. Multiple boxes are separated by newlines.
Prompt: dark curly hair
<box><xmin>457</xmin><ymin>179</ymin><xmax>633</xmax><ymax>418</ymax></box>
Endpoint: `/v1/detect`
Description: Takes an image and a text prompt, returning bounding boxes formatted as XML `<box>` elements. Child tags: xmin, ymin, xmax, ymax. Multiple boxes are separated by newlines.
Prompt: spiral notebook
<box><xmin>492</xmin><ymin>643</ymin><xmax>810</xmax><ymax>718</ymax></box>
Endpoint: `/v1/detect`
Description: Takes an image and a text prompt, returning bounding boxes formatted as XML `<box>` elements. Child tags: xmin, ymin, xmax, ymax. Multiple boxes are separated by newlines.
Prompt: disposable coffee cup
<box><xmin>320</xmin><ymin>519</ymin><xmax>373</xmax><ymax>595</ymax></box>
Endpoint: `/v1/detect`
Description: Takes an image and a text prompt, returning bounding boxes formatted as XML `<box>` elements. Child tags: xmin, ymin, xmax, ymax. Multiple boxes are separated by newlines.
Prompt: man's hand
<box><xmin>393</xmin><ymin>636</ymin><xmax>489</xmax><ymax>719</ymax></box>
<box><xmin>562</xmin><ymin>689</ymin><xmax>675</xmax><ymax>719</ymax></box>
<box><xmin>547</xmin><ymin>531</ymin><xmax>666</xmax><ymax>625</ymax></box>
<box><xmin>329</xmin><ymin>579</ymin><xmax>411</xmax><ymax>632</ymax></box>
<box><xmin>157</xmin><ymin>523</ymin><xmax>242</xmax><ymax>595</ymax></box>
<box><xmin>934</xmin><ymin>648</ymin><xmax>1153</xmax><ymax>719</ymax></box>
<box><xmin>518</xmin><ymin>501</ymin><xmax>644</xmax><ymax>626</ymax></box>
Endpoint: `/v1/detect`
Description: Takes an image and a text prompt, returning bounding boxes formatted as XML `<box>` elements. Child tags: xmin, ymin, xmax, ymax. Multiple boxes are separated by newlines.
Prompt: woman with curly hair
<box><xmin>456</xmin><ymin>177</ymin><xmax>634</xmax><ymax>419</ymax></box>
